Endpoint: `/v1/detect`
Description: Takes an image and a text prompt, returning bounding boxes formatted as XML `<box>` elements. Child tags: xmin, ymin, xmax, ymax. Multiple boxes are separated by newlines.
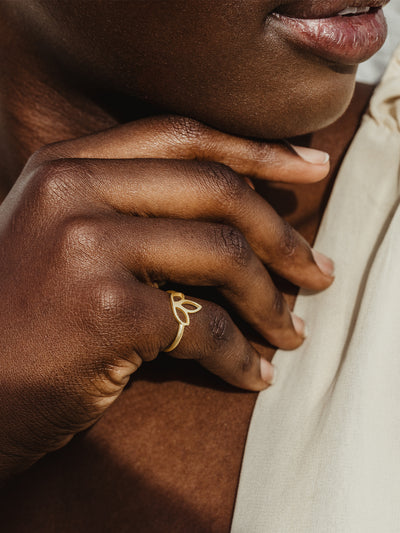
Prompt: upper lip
<box><xmin>272</xmin><ymin>0</ymin><xmax>390</xmax><ymax>19</ymax></box>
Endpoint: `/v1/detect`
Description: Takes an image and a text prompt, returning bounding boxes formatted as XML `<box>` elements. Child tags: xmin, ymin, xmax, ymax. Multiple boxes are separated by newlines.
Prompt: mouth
<box><xmin>270</xmin><ymin>0</ymin><xmax>390</xmax><ymax>65</ymax></box>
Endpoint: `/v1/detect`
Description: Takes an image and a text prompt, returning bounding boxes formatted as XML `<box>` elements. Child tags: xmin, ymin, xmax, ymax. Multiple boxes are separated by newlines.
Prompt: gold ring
<box><xmin>164</xmin><ymin>290</ymin><xmax>202</xmax><ymax>352</ymax></box>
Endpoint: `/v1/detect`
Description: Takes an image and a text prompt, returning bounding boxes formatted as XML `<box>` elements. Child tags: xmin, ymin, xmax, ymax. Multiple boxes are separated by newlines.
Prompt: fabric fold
<box><xmin>232</xmin><ymin>45</ymin><xmax>400</xmax><ymax>533</ymax></box>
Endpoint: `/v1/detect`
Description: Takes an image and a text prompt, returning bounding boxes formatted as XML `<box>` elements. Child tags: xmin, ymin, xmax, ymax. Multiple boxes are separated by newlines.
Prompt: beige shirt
<box><xmin>232</xmin><ymin>46</ymin><xmax>400</xmax><ymax>532</ymax></box>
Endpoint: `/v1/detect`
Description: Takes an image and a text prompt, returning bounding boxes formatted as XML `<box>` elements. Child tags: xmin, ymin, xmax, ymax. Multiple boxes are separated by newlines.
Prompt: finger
<box><xmin>50</xmin><ymin>157</ymin><xmax>334</xmax><ymax>290</ymax></box>
<box><xmin>128</xmin><ymin>284</ymin><xmax>275</xmax><ymax>392</ymax></box>
<box><xmin>30</xmin><ymin>115</ymin><xmax>329</xmax><ymax>184</ymax></box>
<box><xmin>89</xmin><ymin>215</ymin><xmax>305</xmax><ymax>350</ymax></box>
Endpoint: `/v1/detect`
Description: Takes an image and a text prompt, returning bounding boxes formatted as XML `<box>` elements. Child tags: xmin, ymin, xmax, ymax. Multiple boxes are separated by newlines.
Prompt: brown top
<box><xmin>0</xmin><ymin>84</ymin><xmax>373</xmax><ymax>532</ymax></box>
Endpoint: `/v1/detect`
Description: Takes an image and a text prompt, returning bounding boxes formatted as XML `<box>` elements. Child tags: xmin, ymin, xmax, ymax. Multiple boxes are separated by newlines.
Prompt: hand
<box><xmin>0</xmin><ymin>115</ymin><xmax>333</xmax><ymax>479</ymax></box>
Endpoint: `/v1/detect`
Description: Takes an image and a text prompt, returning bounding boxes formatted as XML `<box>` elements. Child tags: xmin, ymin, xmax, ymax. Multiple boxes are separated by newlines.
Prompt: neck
<box><xmin>0</xmin><ymin>12</ymin><xmax>374</xmax><ymax>227</ymax></box>
<box><xmin>0</xmin><ymin>14</ymin><xmax>118</xmax><ymax>201</ymax></box>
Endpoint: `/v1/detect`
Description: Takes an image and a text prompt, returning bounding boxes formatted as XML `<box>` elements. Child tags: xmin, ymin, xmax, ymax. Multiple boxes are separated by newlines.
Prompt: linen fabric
<box><xmin>232</xmin><ymin>45</ymin><xmax>400</xmax><ymax>533</ymax></box>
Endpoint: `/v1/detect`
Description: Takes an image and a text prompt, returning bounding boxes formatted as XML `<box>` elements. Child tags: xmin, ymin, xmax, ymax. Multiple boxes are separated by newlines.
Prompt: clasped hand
<box><xmin>0</xmin><ymin>115</ymin><xmax>333</xmax><ymax>479</ymax></box>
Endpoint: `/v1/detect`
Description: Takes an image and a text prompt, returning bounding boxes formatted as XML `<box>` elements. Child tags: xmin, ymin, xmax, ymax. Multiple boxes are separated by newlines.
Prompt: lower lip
<box><xmin>272</xmin><ymin>9</ymin><xmax>387</xmax><ymax>65</ymax></box>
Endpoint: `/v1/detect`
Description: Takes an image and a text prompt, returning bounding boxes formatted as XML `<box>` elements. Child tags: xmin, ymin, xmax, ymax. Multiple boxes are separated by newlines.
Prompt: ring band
<box><xmin>164</xmin><ymin>290</ymin><xmax>202</xmax><ymax>353</ymax></box>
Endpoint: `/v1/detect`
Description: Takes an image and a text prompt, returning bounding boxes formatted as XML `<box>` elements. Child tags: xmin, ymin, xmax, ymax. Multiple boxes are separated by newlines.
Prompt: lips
<box><xmin>273</xmin><ymin>0</ymin><xmax>390</xmax><ymax>19</ymax></box>
<box><xmin>270</xmin><ymin>0</ymin><xmax>390</xmax><ymax>65</ymax></box>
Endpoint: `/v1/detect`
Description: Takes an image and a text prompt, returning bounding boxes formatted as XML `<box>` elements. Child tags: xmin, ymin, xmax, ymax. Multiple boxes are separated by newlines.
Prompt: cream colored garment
<box><xmin>357</xmin><ymin>2</ymin><xmax>400</xmax><ymax>84</ymax></box>
<box><xmin>232</xmin><ymin>46</ymin><xmax>400</xmax><ymax>533</ymax></box>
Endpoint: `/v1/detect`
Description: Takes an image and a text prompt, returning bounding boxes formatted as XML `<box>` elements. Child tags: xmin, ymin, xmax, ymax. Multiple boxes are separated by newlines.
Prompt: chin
<box><xmin>186</xmin><ymin>70</ymin><xmax>357</xmax><ymax>141</ymax></box>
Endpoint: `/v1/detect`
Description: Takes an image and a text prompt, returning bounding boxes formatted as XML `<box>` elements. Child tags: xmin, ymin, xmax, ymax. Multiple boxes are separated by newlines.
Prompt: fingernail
<box><xmin>292</xmin><ymin>145</ymin><xmax>330</xmax><ymax>165</ymax></box>
<box><xmin>312</xmin><ymin>249</ymin><xmax>335</xmax><ymax>277</ymax></box>
<box><xmin>291</xmin><ymin>313</ymin><xmax>307</xmax><ymax>339</ymax></box>
<box><xmin>269</xmin><ymin>364</ymin><xmax>277</xmax><ymax>386</ymax></box>
<box><xmin>260</xmin><ymin>359</ymin><xmax>276</xmax><ymax>385</ymax></box>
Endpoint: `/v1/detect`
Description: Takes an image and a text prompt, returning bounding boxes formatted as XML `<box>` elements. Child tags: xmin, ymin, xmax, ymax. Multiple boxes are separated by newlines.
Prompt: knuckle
<box><xmin>216</xmin><ymin>225</ymin><xmax>252</xmax><ymax>268</ymax></box>
<box><xmin>268</xmin><ymin>288</ymin><xmax>286</xmax><ymax>321</ymax></box>
<box><xmin>165</xmin><ymin>115</ymin><xmax>207</xmax><ymax>145</ymax></box>
<box><xmin>239</xmin><ymin>349</ymin><xmax>253</xmax><ymax>374</ymax></box>
<box><xmin>57</xmin><ymin>215</ymin><xmax>106</xmax><ymax>260</ymax></box>
<box><xmin>33</xmin><ymin>158</ymin><xmax>84</xmax><ymax>205</ymax></box>
<box><xmin>88</xmin><ymin>280</ymin><xmax>130</xmax><ymax>324</ymax></box>
<box><xmin>208</xmin><ymin>306</ymin><xmax>233</xmax><ymax>345</ymax></box>
<box><xmin>278</xmin><ymin>220</ymin><xmax>299</xmax><ymax>259</ymax></box>
<box><xmin>198</xmin><ymin>162</ymin><xmax>243</xmax><ymax>206</ymax></box>
<box><xmin>246</xmin><ymin>141</ymin><xmax>274</xmax><ymax>164</ymax></box>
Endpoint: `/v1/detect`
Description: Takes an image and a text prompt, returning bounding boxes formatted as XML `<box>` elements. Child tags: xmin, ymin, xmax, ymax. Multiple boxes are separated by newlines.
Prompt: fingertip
<box><xmin>261</xmin><ymin>143</ymin><xmax>330</xmax><ymax>184</ymax></box>
<box><xmin>291</xmin><ymin>313</ymin><xmax>307</xmax><ymax>340</ymax></box>
<box><xmin>292</xmin><ymin>145</ymin><xmax>330</xmax><ymax>166</ymax></box>
<box><xmin>260</xmin><ymin>358</ymin><xmax>276</xmax><ymax>386</ymax></box>
<box><xmin>312</xmin><ymin>249</ymin><xmax>335</xmax><ymax>278</ymax></box>
<box><xmin>268</xmin><ymin>363</ymin><xmax>277</xmax><ymax>386</ymax></box>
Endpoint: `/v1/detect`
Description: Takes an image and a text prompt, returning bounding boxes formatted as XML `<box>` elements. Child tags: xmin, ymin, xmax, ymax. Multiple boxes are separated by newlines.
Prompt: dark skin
<box><xmin>1</xmin><ymin>0</ymin><xmax>357</xmax><ymax>142</ymax></box>
<box><xmin>0</xmin><ymin>0</ymin><xmax>381</xmax><ymax>528</ymax></box>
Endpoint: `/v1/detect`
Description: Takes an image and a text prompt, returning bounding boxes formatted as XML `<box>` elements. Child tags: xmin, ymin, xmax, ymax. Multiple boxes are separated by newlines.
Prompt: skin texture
<box><xmin>1</xmin><ymin>0</ymin><xmax>357</xmax><ymax>140</ymax></box>
<box><xmin>0</xmin><ymin>115</ymin><xmax>335</xmax><ymax>479</ymax></box>
<box><xmin>0</xmin><ymin>0</ymin><xmax>385</xmax><ymax>528</ymax></box>
<box><xmin>0</xmin><ymin>84</ymin><xmax>375</xmax><ymax>533</ymax></box>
